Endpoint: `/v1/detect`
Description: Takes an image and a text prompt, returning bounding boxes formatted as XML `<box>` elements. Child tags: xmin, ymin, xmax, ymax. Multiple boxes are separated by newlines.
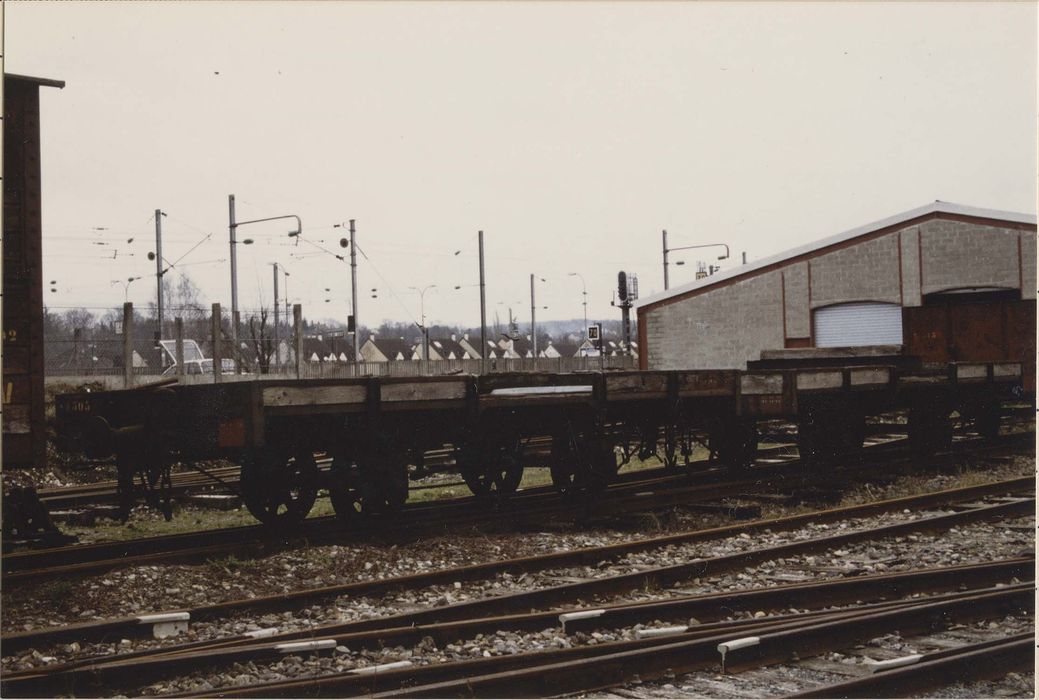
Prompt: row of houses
<box><xmin>314</xmin><ymin>332</ymin><xmax>638</xmax><ymax>363</ymax></box>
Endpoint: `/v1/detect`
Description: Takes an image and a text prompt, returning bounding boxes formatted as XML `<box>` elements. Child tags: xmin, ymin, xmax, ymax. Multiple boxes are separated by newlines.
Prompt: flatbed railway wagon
<box><xmin>55</xmin><ymin>360</ymin><xmax>1025</xmax><ymax>526</ymax></box>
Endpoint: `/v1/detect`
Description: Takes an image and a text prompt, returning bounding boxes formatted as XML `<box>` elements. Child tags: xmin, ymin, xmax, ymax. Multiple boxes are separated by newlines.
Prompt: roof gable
<box><xmin>636</xmin><ymin>201</ymin><xmax>1037</xmax><ymax>312</ymax></box>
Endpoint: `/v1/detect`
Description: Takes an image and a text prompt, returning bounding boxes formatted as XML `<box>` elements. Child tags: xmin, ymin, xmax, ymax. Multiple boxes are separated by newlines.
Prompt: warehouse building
<box><xmin>635</xmin><ymin>202</ymin><xmax>1036</xmax><ymax>385</ymax></box>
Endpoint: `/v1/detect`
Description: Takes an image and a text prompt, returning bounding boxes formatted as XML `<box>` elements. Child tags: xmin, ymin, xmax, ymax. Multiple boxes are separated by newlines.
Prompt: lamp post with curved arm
<box><xmin>409</xmin><ymin>284</ymin><xmax>437</xmax><ymax>361</ymax></box>
<box><xmin>229</xmin><ymin>194</ymin><xmax>302</xmax><ymax>373</ymax></box>
<box><xmin>567</xmin><ymin>272</ymin><xmax>588</xmax><ymax>331</ymax></box>
<box><xmin>661</xmin><ymin>231</ymin><xmax>729</xmax><ymax>290</ymax></box>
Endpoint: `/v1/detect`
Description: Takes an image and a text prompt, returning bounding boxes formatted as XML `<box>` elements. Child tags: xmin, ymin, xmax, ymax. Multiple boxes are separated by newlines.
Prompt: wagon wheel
<box><xmin>240</xmin><ymin>448</ymin><xmax>319</xmax><ymax>526</ymax></box>
<box><xmin>708</xmin><ymin>418</ymin><xmax>758</xmax><ymax>474</ymax></box>
<box><xmin>550</xmin><ymin>433</ymin><xmax>612</xmax><ymax>497</ymax></box>
<box><xmin>328</xmin><ymin>456</ymin><xmax>365</xmax><ymax>525</ymax></box>
<box><xmin>908</xmin><ymin>401</ymin><xmax>953</xmax><ymax>456</ymax></box>
<box><xmin>329</xmin><ymin>445</ymin><xmax>409</xmax><ymax>523</ymax></box>
<box><xmin>458</xmin><ymin>439</ymin><xmax>525</xmax><ymax>501</ymax></box>
<box><xmin>837</xmin><ymin>406</ymin><xmax>866</xmax><ymax>462</ymax></box>
<box><xmin>550</xmin><ymin>435</ymin><xmax>584</xmax><ymax>498</ymax></box>
<box><xmin>796</xmin><ymin>401</ymin><xmax>838</xmax><ymax>468</ymax></box>
<box><xmin>364</xmin><ymin>446</ymin><xmax>409</xmax><ymax>515</ymax></box>
<box><xmin>965</xmin><ymin>398</ymin><xmax>1002</xmax><ymax>439</ymax></box>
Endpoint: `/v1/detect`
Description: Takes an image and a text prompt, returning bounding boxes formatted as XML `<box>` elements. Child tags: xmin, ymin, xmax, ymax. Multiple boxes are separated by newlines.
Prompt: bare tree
<box><xmin>247</xmin><ymin>307</ymin><xmax>275</xmax><ymax>374</ymax></box>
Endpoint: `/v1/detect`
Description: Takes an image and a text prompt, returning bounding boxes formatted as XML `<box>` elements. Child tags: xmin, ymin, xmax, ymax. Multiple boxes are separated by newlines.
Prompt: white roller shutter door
<box><xmin>813</xmin><ymin>302</ymin><xmax>903</xmax><ymax>347</ymax></box>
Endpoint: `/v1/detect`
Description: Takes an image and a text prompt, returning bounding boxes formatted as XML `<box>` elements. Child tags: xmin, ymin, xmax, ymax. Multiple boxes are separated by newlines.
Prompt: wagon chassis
<box><xmin>54</xmin><ymin>360</ymin><xmax>1026</xmax><ymax>527</ymax></box>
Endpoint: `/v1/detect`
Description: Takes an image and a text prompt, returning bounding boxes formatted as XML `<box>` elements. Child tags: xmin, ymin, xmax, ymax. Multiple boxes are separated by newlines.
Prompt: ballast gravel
<box><xmin>2</xmin><ymin>452</ymin><xmax>1032</xmax><ymax>699</ymax></box>
<box><xmin>20</xmin><ymin>506</ymin><xmax>1026</xmax><ymax>696</ymax></box>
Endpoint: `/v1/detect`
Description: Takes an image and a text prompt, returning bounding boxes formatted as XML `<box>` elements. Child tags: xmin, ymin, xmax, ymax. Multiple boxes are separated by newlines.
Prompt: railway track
<box><xmin>2</xmin><ymin>429</ymin><xmax>1029</xmax><ymax>586</ymax></box>
<box><xmin>2</xmin><ymin>477</ymin><xmax>1032</xmax><ymax>698</ymax></box>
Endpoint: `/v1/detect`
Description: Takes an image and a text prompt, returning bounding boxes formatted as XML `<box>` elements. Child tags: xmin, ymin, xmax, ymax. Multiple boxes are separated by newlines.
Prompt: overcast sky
<box><xmin>7</xmin><ymin>1</ymin><xmax>1037</xmax><ymax>331</ymax></box>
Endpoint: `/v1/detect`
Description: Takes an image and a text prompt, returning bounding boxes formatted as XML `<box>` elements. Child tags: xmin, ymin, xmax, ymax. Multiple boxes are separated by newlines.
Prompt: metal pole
<box><xmin>350</xmin><ymin>219</ymin><xmax>359</xmax><ymax>374</ymax></box>
<box><xmin>598</xmin><ymin>322</ymin><xmax>604</xmax><ymax>373</ymax></box>
<box><xmin>211</xmin><ymin>303</ymin><xmax>222</xmax><ymax>383</ymax></box>
<box><xmin>175</xmin><ymin>317</ymin><xmax>185</xmax><ymax>378</ymax></box>
<box><xmin>582</xmin><ymin>286</ymin><xmax>588</xmax><ymax>331</ymax></box>
<box><xmin>283</xmin><ymin>273</ymin><xmax>290</xmax><ymax>343</ymax></box>
<box><xmin>272</xmin><ymin>263</ymin><xmax>280</xmax><ymax>371</ymax></box>
<box><xmin>478</xmin><ymin>230</ymin><xmax>486</xmax><ymax>375</ymax></box>
<box><xmin>154</xmin><ymin>209</ymin><xmax>163</xmax><ymax>353</ymax></box>
<box><xmin>228</xmin><ymin>194</ymin><xmax>241</xmax><ymax>374</ymax></box>
<box><xmin>294</xmin><ymin>304</ymin><xmax>303</xmax><ymax>380</ymax></box>
<box><xmin>530</xmin><ymin>274</ymin><xmax>537</xmax><ymax>360</ymax></box>
<box><xmin>420</xmin><ymin>292</ymin><xmax>429</xmax><ymax>362</ymax></box>
<box><xmin>662</xmin><ymin>229</ymin><xmax>669</xmax><ymax>290</ymax></box>
<box><xmin>123</xmin><ymin>302</ymin><xmax>133</xmax><ymax>389</ymax></box>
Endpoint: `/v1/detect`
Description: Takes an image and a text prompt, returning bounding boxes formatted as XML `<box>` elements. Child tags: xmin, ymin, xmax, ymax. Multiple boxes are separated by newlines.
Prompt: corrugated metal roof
<box><xmin>636</xmin><ymin>201</ymin><xmax>1037</xmax><ymax>311</ymax></box>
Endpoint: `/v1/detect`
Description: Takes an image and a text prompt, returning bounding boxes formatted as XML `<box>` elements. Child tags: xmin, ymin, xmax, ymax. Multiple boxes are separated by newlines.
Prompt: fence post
<box><xmin>211</xmin><ymin>303</ymin><xmax>223</xmax><ymax>383</ymax></box>
<box><xmin>72</xmin><ymin>327</ymin><xmax>82</xmax><ymax>374</ymax></box>
<box><xmin>122</xmin><ymin>302</ymin><xmax>133</xmax><ymax>389</ymax></box>
<box><xmin>175</xmin><ymin>318</ymin><xmax>185</xmax><ymax>378</ymax></box>
<box><xmin>294</xmin><ymin>304</ymin><xmax>303</xmax><ymax>380</ymax></box>
<box><xmin>233</xmin><ymin>310</ymin><xmax>242</xmax><ymax>375</ymax></box>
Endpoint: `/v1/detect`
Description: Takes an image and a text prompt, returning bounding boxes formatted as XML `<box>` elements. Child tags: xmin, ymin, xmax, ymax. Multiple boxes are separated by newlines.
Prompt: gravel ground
<box><xmin>2</xmin><ymin>452</ymin><xmax>1032</xmax><ymax>699</ymax></box>
<box><xmin>7</xmin><ymin>501</ymin><xmax>1030</xmax><ymax>694</ymax></box>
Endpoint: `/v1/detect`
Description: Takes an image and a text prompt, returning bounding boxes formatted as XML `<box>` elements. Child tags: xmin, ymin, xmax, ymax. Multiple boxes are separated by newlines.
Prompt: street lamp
<box><xmin>229</xmin><ymin>193</ymin><xmax>302</xmax><ymax>373</ymax></box>
<box><xmin>661</xmin><ymin>231</ymin><xmax>729</xmax><ymax>290</ymax></box>
<box><xmin>529</xmin><ymin>275</ymin><xmax>546</xmax><ymax>358</ymax></box>
<box><xmin>111</xmin><ymin>276</ymin><xmax>143</xmax><ymax>303</ymax></box>
<box><xmin>409</xmin><ymin>284</ymin><xmax>437</xmax><ymax>360</ymax></box>
<box><xmin>567</xmin><ymin>272</ymin><xmax>588</xmax><ymax>331</ymax></box>
<box><xmin>333</xmin><ymin>220</ymin><xmax>359</xmax><ymax>373</ymax></box>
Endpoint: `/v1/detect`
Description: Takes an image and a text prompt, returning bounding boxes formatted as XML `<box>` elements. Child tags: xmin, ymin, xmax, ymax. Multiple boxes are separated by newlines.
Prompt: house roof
<box><xmin>547</xmin><ymin>339</ymin><xmax>580</xmax><ymax>357</ymax></box>
<box><xmin>430</xmin><ymin>337</ymin><xmax>472</xmax><ymax>359</ymax></box>
<box><xmin>636</xmin><ymin>201</ymin><xmax>1037</xmax><ymax>312</ymax></box>
<box><xmin>302</xmin><ymin>336</ymin><xmax>355</xmax><ymax>361</ymax></box>
<box><xmin>369</xmin><ymin>337</ymin><xmax>415</xmax><ymax>360</ymax></box>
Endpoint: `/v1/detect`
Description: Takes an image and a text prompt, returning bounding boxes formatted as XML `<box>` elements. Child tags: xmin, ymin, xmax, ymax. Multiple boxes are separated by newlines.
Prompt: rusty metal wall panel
<box><xmin>903</xmin><ymin>306</ymin><xmax>951</xmax><ymax>363</ymax></box>
<box><xmin>904</xmin><ymin>298</ymin><xmax>1035</xmax><ymax>393</ymax></box>
<box><xmin>1006</xmin><ymin>300</ymin><xmax>1036</xmax><ymax>392</ymax></box>
<box><xmin>2</xmin><ymin>78</ymin><xmax>47</xmax><ymax>468</ymax></box>
<box><xmin>949</xmin><ymin>302</ymin><xmax>1005</xmax><ymax>361</ymax></box>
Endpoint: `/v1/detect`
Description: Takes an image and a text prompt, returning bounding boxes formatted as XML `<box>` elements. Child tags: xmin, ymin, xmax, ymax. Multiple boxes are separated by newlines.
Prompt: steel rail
<box><xmin>234</xmin><ymin>497</ymin><xmax>1033</xmax><ymax>640</ymax></box>
<box><xmin>2</xmin><ymin>596</ymin><xmax>915</xmax><ymax>697</ymax></box>
<box><xmin>3</xmin><ymin>475</ymin><xmax>1031</xmax><ymax>654</ymax></box>
<box><xmin>789</xmin><ymin>631</ymin><xmax>1034</xmax><ymax>693</ymax></box>
<box><xmin>162</xmin><ymin>591</ymin><xmax>996</xmax><ymax>699</ymax></box>
<box><xmin>788</xmin><ymin>634</ymin><xmax>1035</xmax><ymax>698</ymax></box>
<box><xmin>718</xmin><ymin>585</ymin><xmax>1034</xmax><ymax>672</ymax></box>
<box><xmin>7</xmin><ymin>582</ymin><xmax>1026</xmax><ymax>699</ymax></box>
<box><xmin>367</xmin><ymin>586</ymin><xmax>1033</xmax><ymax>698</ymax></box>
<box><xmin>10</xmin><ymin>557</ymin><xmax>1028</xmax><ymax>680</ymax></box>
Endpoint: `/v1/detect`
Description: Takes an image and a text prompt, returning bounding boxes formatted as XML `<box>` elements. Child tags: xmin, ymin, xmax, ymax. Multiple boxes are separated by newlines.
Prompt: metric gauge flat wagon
<box><xmin>54</xmin><ymin>358</ymin><xmax>1025</xmax><ymax>527</ymax></box>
